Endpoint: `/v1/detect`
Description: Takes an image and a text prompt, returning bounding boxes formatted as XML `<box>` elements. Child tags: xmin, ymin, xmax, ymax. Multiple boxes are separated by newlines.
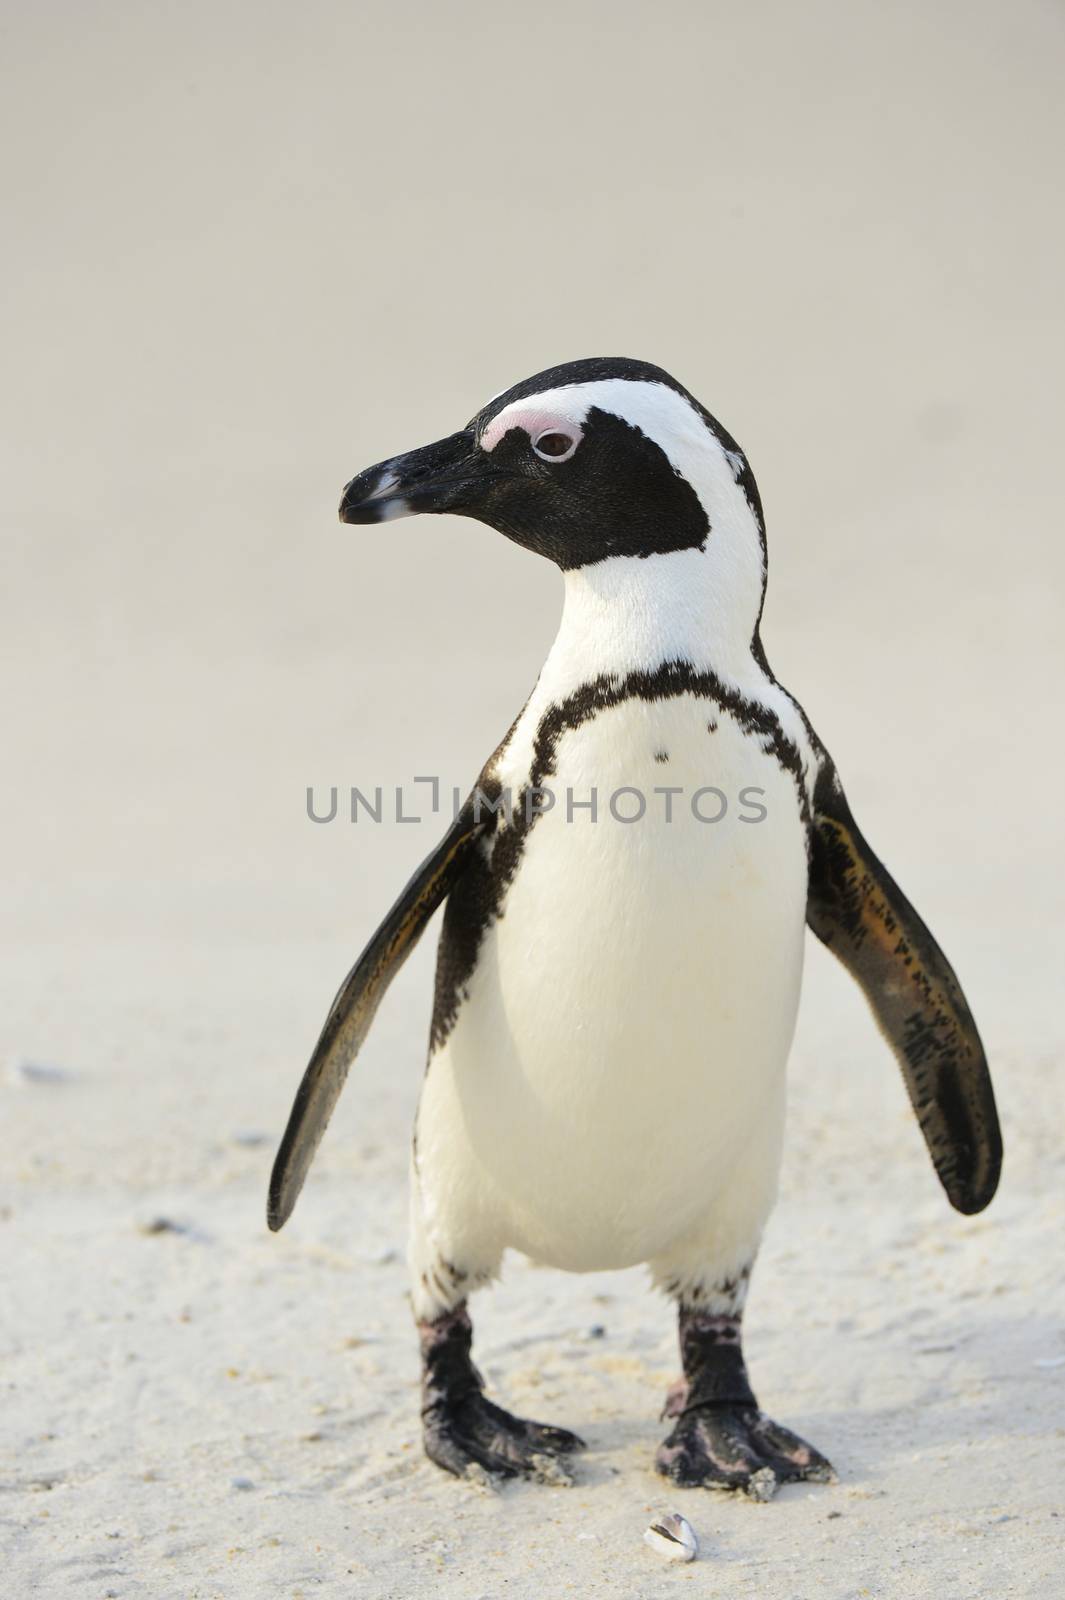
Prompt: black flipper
<box><xmin>268</xmin><ymin>800</ymin><xmax>487</xmax><ymax>1231</ymax></box>
<box><xmin>806</xmin><ymin>756</ymin><xmax>1002</xmax><ymax>1214</ymax></box>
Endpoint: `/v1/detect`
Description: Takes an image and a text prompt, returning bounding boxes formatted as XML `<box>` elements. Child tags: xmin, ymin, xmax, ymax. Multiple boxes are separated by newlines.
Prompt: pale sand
<box><xmin>2</xmin><ymin>2</ymin><xmax>1063</xmax><ymax>1595</ymax></box>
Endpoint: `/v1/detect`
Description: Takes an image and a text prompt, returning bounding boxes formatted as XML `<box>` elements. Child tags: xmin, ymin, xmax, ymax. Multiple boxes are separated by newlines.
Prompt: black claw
<box><xmin>525</xmin><ymin>1421</ymin><xmax>586</xmax><ymax>1453</ymax></box>
<box><xmin>754</xmin><ymin>1414</ymin><xmax>837</xmax><ymax>1482</ymax></box>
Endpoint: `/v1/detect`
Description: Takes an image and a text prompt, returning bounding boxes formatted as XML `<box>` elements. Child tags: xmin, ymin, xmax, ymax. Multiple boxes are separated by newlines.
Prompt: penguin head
<box><xmin>339</xmin><ymin>357</ymin><xmax>765</xmax><ymax>574</ymax></box>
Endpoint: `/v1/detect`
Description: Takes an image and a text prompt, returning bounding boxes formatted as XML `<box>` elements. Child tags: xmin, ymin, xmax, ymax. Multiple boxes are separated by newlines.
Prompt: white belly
<box><xmin>417</xmin><ymin>693</ymin><xmax>808</xmax><ymax>1272</ymax></box>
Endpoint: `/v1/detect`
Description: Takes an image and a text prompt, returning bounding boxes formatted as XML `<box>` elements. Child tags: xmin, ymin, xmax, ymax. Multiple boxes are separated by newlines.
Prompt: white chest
<box><xmin>422</xmin><ymin>688</ymin><xmax>811</xmax><ymax>1269</ymax></box>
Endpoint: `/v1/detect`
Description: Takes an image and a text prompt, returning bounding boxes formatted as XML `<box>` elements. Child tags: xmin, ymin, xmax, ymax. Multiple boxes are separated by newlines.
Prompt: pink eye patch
<box><xmin>480</xmin><ymin>405</ymin><xmax>585</xmax><ymax>456</ymax></box>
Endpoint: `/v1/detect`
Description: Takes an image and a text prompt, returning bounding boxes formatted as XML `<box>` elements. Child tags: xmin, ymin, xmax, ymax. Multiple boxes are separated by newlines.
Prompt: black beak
<box><xmin>339</xmin><ymin>428</ymin><xmax>487</xmax><ymax>524</ymax></box>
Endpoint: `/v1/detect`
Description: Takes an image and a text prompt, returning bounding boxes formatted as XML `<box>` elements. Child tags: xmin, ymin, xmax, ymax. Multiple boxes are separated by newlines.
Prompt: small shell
<box><xmin>643</xmin><ymin>1511</ymin><xmax>698</xmax><ymax>1562</ymax></box>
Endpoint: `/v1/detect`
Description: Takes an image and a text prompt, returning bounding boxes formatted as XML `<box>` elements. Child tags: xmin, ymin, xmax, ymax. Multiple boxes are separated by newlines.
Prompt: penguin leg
<box><xmin>653</xmin><ymin>1265</ymin><xmax>835</xmax><ymax>1501</ymax></box>
<box><xmin>410</xmin><ymin>1157</ymin><xmax>585</xmax><ymax>1486</ymax></box>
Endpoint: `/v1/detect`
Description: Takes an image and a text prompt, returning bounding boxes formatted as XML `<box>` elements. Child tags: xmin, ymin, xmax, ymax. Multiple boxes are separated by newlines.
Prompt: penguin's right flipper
<box><xmin>267</xmin><ymin>799</ymin><xmax>487</xmax><ymax>1232</ymax></box>
<box><xmin>805</xmin><ymin>756</ymin><xmax>1002</xmax><ymax>1215</ymax></box>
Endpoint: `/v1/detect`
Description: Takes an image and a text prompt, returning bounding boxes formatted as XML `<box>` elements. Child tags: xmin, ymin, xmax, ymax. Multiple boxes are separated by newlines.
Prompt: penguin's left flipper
<box><xmin>806</xmin><ymin>757</ymin><xmax>1002</xmax><ymax>1214</ymax></box>
<box><xmin>267</xmin><ymin>799</ymin><xmax>488</xmax><ymax>1232</ymax></box>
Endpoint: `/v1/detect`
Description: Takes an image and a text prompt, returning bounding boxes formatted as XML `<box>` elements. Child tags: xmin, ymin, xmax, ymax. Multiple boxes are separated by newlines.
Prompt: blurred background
<box><xmin>4</xmin><ymin>0</ymin><xmax>1063</xmax><ymax>958</ymax></box>
<box><xmin>2</xmin><ymin>2</ymin><xmax>1063</xmax><ymax>1595</ymax></box>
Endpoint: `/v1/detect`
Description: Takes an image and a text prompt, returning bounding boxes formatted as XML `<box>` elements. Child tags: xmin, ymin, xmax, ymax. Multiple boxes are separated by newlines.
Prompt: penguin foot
<box><xmin>418</xmin><ymin>1302</ymin><xmax>584</xmax><ymax>1486</ymax></box>
<box><xmin>423</xmin><ymin>1389</ymin><xmax>586</xmax><ymax>1485</ymax></box>
<box><xmin>655</xmin><ymin>1403</ymin><xmax>835</xmax><ymax>1500</ymax></box>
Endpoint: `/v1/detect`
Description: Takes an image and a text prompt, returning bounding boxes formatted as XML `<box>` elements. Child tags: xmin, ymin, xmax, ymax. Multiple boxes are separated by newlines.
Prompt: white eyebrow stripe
<box><xmin>478</xmin><ymin>378</ymin><xmax>719</xmax><ymax>470</ymax></box>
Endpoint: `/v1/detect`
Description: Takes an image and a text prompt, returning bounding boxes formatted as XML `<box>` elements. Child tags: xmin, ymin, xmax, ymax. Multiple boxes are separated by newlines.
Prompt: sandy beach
<box><xmin>3</xmin><ymin>3</ymin><xmax>1063</xmax><ymax>1594</ymax></box>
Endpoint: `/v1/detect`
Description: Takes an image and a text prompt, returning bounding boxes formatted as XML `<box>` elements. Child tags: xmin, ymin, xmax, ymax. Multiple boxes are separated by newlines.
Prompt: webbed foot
<box><xmin>425</xmin><ymin>1387</ymin><xmax>585</xmax><ymax>1484</ymax></box>
<box><xmin>657</xmin><ymin>1402</ymin><xmax>834</xmax><ymax>1500</ymax></box>
<box><xmin>419</xmin><ymin>1304</ymin><xmax>585</xmax><ymax>1486</ymax></box>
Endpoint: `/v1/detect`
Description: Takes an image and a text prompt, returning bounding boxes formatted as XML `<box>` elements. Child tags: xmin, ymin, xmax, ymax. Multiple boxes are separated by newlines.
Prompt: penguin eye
<box><xmin>532</xmin><ymin>430</ymin><xmax>578</xmax><ymax>463</ymax></box>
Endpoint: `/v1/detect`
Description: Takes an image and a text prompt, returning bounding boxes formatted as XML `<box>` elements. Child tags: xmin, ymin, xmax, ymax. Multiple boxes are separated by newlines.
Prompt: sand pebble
<box><xmin>461</xmin><ymin>1462</ymin><xmax>499</xmax><ymax>1496</ymax></box>
<box><xmin>530</xmin><ymin>1453</ymin><xmax>574</xmax><ymax>1487</ymax></box>
<box><xmin>7</xmin><ymin>1057</ymin><xmax>75</xmax><ymax>1087</ymax></box>
<box><xmin>746</xmin><ymin>1466</ymin><xmax>778</xmax><ymax>1503</ymax></box>
<box><xmin>138</xmin><ymin>1217</ymin><xmax>189</xmax><ymax>1237</ymax></box>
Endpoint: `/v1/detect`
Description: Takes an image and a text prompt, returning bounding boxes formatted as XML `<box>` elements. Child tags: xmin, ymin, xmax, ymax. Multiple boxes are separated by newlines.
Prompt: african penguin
<box><xmin>269</xmin><ymin>356</ymin><xmax>1001</xmax><ymax>1497</ymax></box>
